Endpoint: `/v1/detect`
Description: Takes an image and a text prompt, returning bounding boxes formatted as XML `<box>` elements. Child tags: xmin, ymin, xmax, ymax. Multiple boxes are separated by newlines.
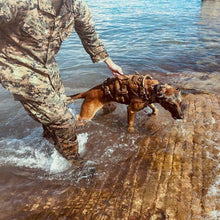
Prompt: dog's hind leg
<box><xmin>77</xmin><ymin>98</ymin><xmax>104</xmax><ymax>126</ymax></box>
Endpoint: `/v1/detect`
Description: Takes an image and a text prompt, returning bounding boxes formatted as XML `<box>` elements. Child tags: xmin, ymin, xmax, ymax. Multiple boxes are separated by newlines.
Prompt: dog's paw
<box><xmin>128</xmin><ymin>126</ymin><xmax>135</xmax><ymax>133</ymax></box>
<box><xmin>75</xmin><ymin>115</ymin><xmax>89</xmax><ymax>127</ymax></box>
<box><xmin>152</xmin><ymin>108</ymin><xmax>158</xmax><ymax>115</ymax></box>
<box><xmin>76</xmin><ymin>120</ymin><xmax>89</xmax><ymax>127</ymax></box>
<box><xmin>148</xmin><ymin>104</ymin><xmax>158</xmax><ymax>116</ymax></box>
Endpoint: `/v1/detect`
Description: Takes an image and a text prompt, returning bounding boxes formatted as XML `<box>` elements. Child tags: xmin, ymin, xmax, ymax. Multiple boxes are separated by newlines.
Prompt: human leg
<box><xmin>20</xmin><ymin>96</ymin><xmax>80</xmax><ymax>161</ymax></box>
<box><xmin>1</xmin><ymin>60</ymin><xmax>80</xmax><ymax>162</ymax></box>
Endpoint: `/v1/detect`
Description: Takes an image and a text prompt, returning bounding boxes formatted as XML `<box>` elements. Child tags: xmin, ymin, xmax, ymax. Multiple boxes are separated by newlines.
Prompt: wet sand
<box><xmin>1</xmin><ymin>73</ymin><xmax>219</xmax><ymax>220</ymax></box>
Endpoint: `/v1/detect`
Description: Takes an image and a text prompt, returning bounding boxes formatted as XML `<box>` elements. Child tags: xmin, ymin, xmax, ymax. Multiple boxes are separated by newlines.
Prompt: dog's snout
<box><xmin>176</xmin><ymin>108</ymin><xmax>184</xmax><ymax>119</ymax></box>
<box><xmin>179</xmin><ymin>114</ymin><xmax>184</xmax><ymax>119</ymax></box>
<box><xmin>179</xmin><ymin>107</ymin><xmax>184</xmax><ymax>119</ymax></box>
<box><xmin>172</xmin><ymin>109</ymin><xmax>184</xmax><ymax>120</ymax></box>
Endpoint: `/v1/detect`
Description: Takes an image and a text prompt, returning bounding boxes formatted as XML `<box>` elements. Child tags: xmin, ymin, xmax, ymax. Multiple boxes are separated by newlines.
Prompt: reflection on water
<box><xmin>197</xmin><ymin>0</ymin><xmax>220</xmax><ymax>72</ymax></box>
<box><xmin>57</xmin><ymin>0</ymin><xmax>220</xmax><ymax>81</ymax></box>
<box><xmin>0</xmin><ymin>0</ymin><xmax>220</xmax><ymax>219</ymax></box>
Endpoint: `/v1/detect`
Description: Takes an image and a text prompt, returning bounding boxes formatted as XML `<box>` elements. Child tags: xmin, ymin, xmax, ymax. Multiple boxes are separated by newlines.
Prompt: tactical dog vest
<box><xmin>102</xmin><ymin>74</ymin><xmax>152</xmax><ymax>104</ymax></box>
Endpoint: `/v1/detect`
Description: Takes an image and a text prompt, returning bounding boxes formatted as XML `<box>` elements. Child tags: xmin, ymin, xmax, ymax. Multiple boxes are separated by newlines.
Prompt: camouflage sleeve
<box><xmin>0</xmin><ymin>1</ymin><xmax>17</xmax><ymax>25</ymax></box>
<box><xmin>0</xmin><ymin>0</ymin><xmax>30</xmax><ymax>26</ymax></box>
<box><xmin>73</xmin><ymin>0</ymin><xmax>109</xmax><ymax>63</ymax></box>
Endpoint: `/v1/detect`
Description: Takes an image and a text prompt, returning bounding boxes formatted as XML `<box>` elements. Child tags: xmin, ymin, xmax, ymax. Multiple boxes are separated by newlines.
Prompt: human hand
<box><xmin>104</xmin><ymin>57</ymin><xmax>124</xmax><ymax>77</ymax></box>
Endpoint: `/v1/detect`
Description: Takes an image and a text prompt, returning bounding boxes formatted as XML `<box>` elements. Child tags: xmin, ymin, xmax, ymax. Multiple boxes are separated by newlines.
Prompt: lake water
<box><xmin>0</xmin><ymin>0</ymin><xmax>220</xmax><ymax>219</ymax></box>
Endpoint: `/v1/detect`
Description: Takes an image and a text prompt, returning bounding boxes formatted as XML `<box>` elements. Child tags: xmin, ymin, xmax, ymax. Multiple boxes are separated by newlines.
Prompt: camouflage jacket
<box><xmin>0</xmin><ymin>0</ymin><xmax>108</xmax><ymax>93</ymax></box>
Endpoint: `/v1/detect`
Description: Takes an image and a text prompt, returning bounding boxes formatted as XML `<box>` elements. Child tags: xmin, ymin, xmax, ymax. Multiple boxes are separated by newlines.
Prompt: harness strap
<box><xmin>115</xmin><ymin>78</ymin><xmax>129</xmax><ymax>102</ymax></box>
<box><xmin>139</xmin><ymin>74</ymin><xmax>152</xmax><ymax>100</ymax></box>
<box><xmin>102</xmin><ymin>78</ymin><xmax>114</xmax><ymax>99</ymax></box>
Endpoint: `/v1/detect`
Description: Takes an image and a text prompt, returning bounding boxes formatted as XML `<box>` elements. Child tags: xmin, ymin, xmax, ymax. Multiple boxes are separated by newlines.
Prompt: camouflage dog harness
<box><xmin>102</xmin><ymin>73</ymin><xmax>152</xmax><ymax>104</ymax></box>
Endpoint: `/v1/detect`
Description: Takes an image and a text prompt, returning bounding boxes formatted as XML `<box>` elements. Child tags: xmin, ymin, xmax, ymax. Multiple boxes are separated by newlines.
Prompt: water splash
<box><xmin>0</xmin><ymin>127</ymin><xmax>89</xmax><ymax>175</ymax></box>
<box><xmin>78</xmin><ymin>132</ymin><xmax>88</xmax><ymax>156</ymax></box>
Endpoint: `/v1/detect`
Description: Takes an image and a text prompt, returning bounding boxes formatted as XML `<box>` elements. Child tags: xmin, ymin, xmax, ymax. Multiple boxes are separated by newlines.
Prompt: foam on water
<box><xmin>207</xmin><ymin>165</ymin><xmax>220</xmax><ymax>219</ymax></box>
<box><xmin>49</xmin><ymin>151</ymin><xmax>71</xmax><ymax>174</ymax></box>
<box><xmin>0</xmin><ymin>127</ymin><xmax>89</xmax><ymax>175</ymax></box>
<box><xmin>78</xmin><ymin>132</ymin><xmax>88</xmax><ymax>156</ymax></box>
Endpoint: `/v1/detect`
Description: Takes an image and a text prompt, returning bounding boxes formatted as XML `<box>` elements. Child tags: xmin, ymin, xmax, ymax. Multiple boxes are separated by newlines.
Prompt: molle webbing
<box><xmin>101</xmin><ymin>74</ymin><xmax>152</xmax><ymax>103</ymax></box>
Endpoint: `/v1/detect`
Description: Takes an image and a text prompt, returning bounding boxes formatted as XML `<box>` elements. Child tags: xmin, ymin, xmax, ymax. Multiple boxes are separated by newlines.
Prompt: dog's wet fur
<box><xmin>67</xmin><ymin>74</ymin><xmax>183</xmax><ymax>132</ymax></box>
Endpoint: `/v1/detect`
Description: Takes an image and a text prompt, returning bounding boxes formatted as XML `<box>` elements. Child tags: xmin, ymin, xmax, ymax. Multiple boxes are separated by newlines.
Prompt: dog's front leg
<box><xmin>127</xmin><ymin>105</ymin><xmax>136</xmax><ymax>133</ymax></box>
<box><xmin>127</xmin><ymin>102</ymin><xmax>146</xmax><ymax>132</ymax></box>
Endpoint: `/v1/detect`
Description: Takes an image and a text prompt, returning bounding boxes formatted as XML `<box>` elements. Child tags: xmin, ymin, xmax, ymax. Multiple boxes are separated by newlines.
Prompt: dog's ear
<box><xmin>176</xmin><ymin>88</ymin><xmax>181</xmax><ymax>95</ymax></box>
<box><xmin>155</xmin><ymin>84</ymin><xmax>161</xmax><ymax>93</ymax></box>
<box><xmin>175</xmin><ymin>89</ymin><xmax>182</xmax><ymax>101</ymax></box>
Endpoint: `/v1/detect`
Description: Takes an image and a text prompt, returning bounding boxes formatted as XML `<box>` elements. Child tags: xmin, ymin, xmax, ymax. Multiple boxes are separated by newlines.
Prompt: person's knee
<box><xmin>46</xmin><ymin>106</ymin><xmax>75</xmax><ymax>125</ymax></box>
<box><xmin>46</xmin><ymin>111</ymin><xmax>76</xmax><ymax>139</ymax></box>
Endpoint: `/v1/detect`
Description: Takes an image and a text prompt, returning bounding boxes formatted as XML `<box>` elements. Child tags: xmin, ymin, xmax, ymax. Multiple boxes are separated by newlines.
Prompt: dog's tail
<box><xmin>66</xmin><ymin>93</ymin><xmax>85</xmax><ymax>105</ymax></box>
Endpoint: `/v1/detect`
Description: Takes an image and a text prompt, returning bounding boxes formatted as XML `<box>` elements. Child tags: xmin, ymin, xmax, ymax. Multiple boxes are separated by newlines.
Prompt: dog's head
<box><xmin>153</xmin><ymin>83</ymin><xmax>184</xmax><ymax>119</ymax></box>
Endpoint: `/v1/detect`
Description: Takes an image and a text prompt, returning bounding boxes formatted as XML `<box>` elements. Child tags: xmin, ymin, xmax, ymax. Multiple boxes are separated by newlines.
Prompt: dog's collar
<box><xmin>138</xmin><ymin>74</ymin><xmax>150</xmax><ymax>101</ymax></box>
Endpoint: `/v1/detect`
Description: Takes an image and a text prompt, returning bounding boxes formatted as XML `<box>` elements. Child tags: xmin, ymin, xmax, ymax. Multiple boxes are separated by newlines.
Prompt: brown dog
<box><xmin>67</xmin><ymin>73</ymin><xmax>183</xmax><ymax>132</ymax></box>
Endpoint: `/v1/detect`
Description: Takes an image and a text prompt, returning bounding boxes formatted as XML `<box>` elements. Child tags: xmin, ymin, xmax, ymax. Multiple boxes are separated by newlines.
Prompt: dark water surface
<box><xmin>0</xmin><ymin>0</ymin><xmax>220</xmax><ymax>219</ymax></box>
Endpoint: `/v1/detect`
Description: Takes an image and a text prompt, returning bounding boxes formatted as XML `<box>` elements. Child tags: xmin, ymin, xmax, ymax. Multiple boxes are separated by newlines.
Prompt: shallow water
<box><xmin>0</xmin><ymin>0</ymin><xmax>220</xmax><ymax>219</ymax></box>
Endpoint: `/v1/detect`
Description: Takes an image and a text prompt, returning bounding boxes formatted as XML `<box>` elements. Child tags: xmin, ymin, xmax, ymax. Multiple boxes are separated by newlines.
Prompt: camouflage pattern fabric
<box><xmin>0</xmin><ymin>0</ymin><xmax>109</xmax><ymax>161</ymax></box>
<box><xmin>102</xmin><ymin>75</ymin><xmax>152</xmax><ymax>104</ymax></box>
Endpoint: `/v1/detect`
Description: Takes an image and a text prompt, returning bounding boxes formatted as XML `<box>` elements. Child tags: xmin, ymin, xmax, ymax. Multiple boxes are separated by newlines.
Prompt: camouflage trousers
<box><xmin>19</xmin><ymin>95</ymin><xmax>79</xmax><ymax>162</ymax></box>
<box><xmin>0</xmin><ymin>59</ymin><xmax>79</xmax><ymax>161</ymax></box>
